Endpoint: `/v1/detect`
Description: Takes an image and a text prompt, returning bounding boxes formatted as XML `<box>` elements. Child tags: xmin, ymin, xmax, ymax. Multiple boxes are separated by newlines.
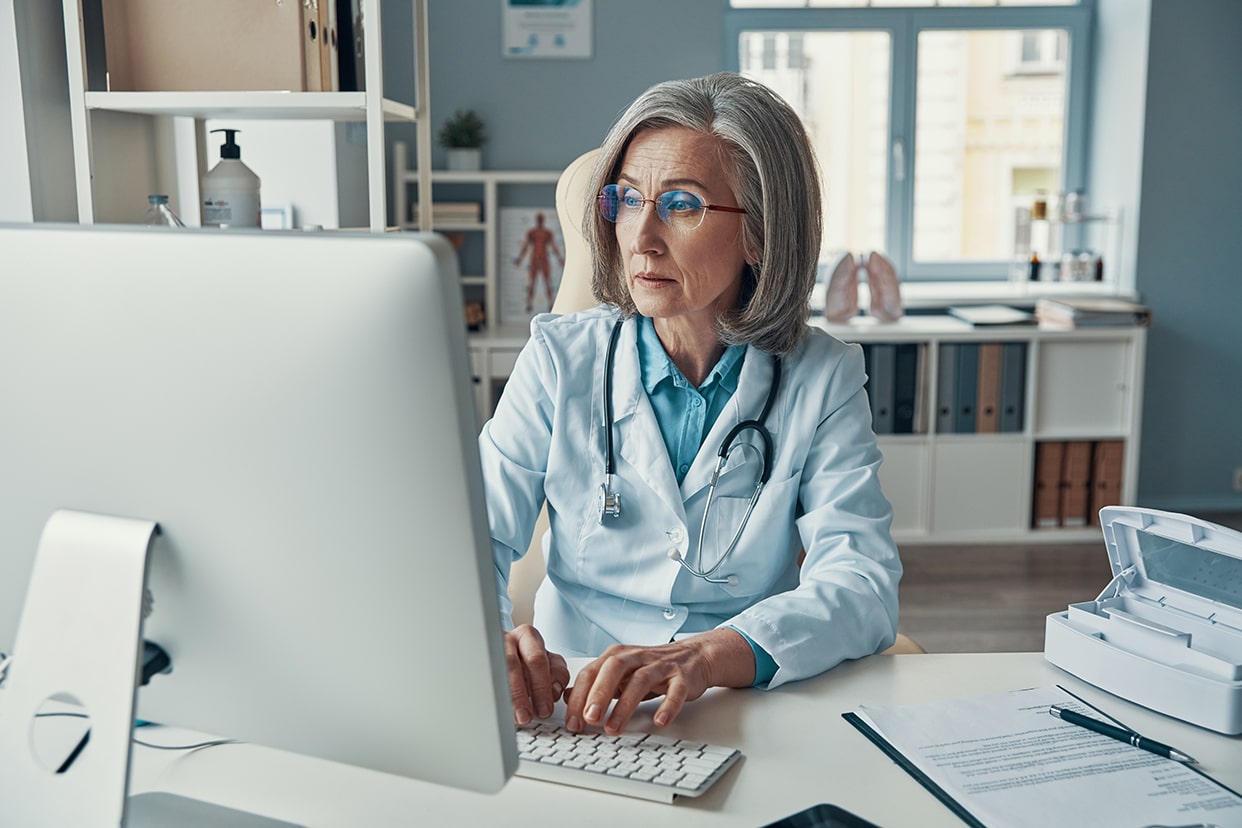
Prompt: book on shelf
<box><xmin>948</xmin><ymin>305</ymin><xmax>1036</xmax><ymax>327</ymax></box>
<box><xmin>1035</xmin><ymin>297</ymin><xmax>1152</xmax><ymax>328</ymax></box>
<box><xmin>409</xmin><ymin>202</ymin><xmax>482</xmax><ymax>224</ymax></box>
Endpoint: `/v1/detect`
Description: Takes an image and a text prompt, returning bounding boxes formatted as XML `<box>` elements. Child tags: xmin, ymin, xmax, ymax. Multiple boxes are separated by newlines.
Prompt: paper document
<box><xmin>848</xmin><ymin>686</ymin><xmax>1242</xmax><ymax>828</ymax></box>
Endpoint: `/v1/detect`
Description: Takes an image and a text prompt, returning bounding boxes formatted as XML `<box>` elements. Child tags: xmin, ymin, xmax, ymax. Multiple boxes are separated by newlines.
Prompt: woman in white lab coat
<box><xmin>479</xmin><ymin>73</ymin><xmax>901</xmax><ymax>736</ymax></box>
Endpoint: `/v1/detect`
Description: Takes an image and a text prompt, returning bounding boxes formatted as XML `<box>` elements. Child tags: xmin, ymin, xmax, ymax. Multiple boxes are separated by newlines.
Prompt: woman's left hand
<box><xmin>562</xmin><ymin>628</ymin><xmax>755</xmax><ymax>735</ymax></box>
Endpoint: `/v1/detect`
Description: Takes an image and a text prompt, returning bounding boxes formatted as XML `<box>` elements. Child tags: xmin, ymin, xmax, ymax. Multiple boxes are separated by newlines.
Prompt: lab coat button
<box><xmin>667</xmin><ymin>528</ymin><xmax>684</xmax><ymax>543</ymax></box>
<box><xmin>663</xmin><ymin>608</ymin><xmax>677</xmax><ymax>620</ymax></box>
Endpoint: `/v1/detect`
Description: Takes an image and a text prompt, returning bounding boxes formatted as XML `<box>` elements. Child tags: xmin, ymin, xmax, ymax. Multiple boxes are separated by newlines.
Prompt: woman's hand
<box><xmin>563</xmin><ymin>628</ymin><xmax>755</xmax><ymax>735</ymax></box>
<box><xmin>504</xmin><ymin>624</ymin><xmax>570</xmax><ymax>725</ymax></box>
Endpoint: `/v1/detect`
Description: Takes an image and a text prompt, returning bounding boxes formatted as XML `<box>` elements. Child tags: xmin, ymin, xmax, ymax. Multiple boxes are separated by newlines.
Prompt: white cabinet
<box><xmin>816</xmin><ymin>316</ymin><xmax>1147</xmax><ymax>544</ymax></box>
<box><xmin>60</xmin><ymin>0</ymin><xmax>432</xmax><ymax>232</ymax></box>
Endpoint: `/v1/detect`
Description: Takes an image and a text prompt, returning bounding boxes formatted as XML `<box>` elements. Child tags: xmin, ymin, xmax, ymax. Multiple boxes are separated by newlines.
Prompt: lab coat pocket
<box><xmin>705</xmin><ymin>472</ymin><xmax>800</xmax><ymax>599</ymax></box>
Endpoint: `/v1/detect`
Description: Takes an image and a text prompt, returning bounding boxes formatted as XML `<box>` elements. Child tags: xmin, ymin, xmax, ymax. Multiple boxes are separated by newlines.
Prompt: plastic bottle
<box><xmin>142</xmin><ymin>194</ymin><xmax>186</xmax><ymax>227</ymax></box>
<box><xmin>202</xmin><ymin>128</ymin><xmax>261</xmax><ymax>228</ymax></box>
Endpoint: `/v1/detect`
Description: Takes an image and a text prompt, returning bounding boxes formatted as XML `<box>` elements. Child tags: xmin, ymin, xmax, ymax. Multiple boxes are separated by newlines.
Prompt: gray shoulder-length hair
<box><xmin>585</xmin><ymin>72</ymin><xmax>822</xmax><ymax>356</ymax></box>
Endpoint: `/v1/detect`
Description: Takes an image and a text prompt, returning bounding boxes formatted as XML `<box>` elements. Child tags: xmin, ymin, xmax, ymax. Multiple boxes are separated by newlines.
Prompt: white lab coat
<box><xmin>479</xmin><ymin>306</ymin><xmax>901</xmax><ymax>688</ymax></box>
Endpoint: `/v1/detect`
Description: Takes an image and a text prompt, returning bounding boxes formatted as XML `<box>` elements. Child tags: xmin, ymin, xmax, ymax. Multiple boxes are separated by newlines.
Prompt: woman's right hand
<box><xmin>504</xmin><ymin>624</ymin><xmax>570</xmax><ymax>725</ymax></box>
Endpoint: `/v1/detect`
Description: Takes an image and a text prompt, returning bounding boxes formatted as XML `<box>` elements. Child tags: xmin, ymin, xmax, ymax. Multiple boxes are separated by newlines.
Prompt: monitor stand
<box><xmin>0</xmin><ymin>510</ymin><xmax>301</xmax><ymax>828</ymax></box>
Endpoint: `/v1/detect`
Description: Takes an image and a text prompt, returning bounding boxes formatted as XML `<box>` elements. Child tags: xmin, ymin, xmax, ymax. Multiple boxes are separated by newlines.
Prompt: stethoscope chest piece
<box><xmin>597</xmin><ymin>479</ymin><xmax>621</xmax><ymax>523</ymax></box>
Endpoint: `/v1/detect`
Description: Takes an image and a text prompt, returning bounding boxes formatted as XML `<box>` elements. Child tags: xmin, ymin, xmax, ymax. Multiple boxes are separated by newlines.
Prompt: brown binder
<box><xmin>1089</xmin><ymin>440</ymin><xmax>1125</xmax><ymax>525</ymax></box>
<box><xmin>975</xmin><ymin>342</ymin><xmax>1003</xmax><ymax>433</ymax></box>
<box><xmin>1032</xmin><ymin>441</ymin><xmax>1065</xmax><ymax>528</ymax></box>
<box><xmin>318</xmin><ymin>0</ymin><xmax>341</xmax><ymax>92</ymax></box>
<box><xmin>1059</xmin><ymin>441</ymin><xmax>1094</xmax><ymax>527</ymax></box>
<box><xmin>304</xmin><ymin>0</ymin><xmax>324</xmax><ymax>92</ymax></box>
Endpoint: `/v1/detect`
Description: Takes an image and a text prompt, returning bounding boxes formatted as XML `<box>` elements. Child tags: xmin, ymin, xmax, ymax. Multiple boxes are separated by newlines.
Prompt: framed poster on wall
<box><xmin>499</xmin><ymin>207</ymin><xmax>565</xmax><ymax>325</ymax></box>
<box><xmin>503</xmin><ymin>0</ymin><xmax>592</xmax><ymax>59</ymax></box>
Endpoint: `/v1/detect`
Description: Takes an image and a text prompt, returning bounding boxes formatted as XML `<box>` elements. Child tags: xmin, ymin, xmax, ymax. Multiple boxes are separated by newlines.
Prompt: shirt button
<box><xmin>663</xmin><ymin>608</ymin><xmax>678</xmax><ymax>620</ymax></box>
<box><xmin>679</xmin><ymin>464</ymin><xmax>690</xmax><ymax>475</ymax></box>
<box><xmin>691</xmin><ymin>397</ymin><xmax>702</xmax><ymax>408</ymax></box>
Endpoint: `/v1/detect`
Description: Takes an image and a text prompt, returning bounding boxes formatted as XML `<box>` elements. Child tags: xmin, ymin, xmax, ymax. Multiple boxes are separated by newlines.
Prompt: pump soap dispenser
<box><xmin>202</xmin><ymin>129</ymin><xmax>261</xmax><ymax>228</ymax></box>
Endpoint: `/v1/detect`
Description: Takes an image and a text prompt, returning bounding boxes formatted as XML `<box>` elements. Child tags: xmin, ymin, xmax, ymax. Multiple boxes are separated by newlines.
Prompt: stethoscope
<box><xmin>596</xmin><ymin>319</ymin><xmax>782</xmax><ymax>586</ymax></box>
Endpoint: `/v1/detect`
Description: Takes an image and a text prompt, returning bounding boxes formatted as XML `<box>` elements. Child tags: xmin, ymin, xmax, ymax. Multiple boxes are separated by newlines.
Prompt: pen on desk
<box><xmin>1048</xmin><ymin>705</ymin><xmax>1197</xmax><ymax>765</ymax></box>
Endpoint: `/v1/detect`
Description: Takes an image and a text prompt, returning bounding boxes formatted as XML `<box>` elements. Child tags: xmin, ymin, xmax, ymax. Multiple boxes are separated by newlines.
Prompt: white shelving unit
<box><xmin>393</xmin><ymin>142</ymin><xmax>560</xmax><ymax>321</ymax></box>
<box><xmin>392</xmin><ymin>143</ymin><xmax>561</xmax><ymax>421</ymax></box>
<box><xmin>61</xmin><ymin>0</ymin><xmax>433</xmax><ymax>233</ymax></box>
<box><xmin>812</xmin><ymin>315</ymin><xmax>1147</xmax><ymax>545</ymax></box>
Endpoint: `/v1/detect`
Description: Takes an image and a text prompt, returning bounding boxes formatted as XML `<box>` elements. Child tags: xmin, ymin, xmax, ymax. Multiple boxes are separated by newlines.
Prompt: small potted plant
<box><xmin>439</xmin><ymin>109</ymin><xmax>486</xmax><ymax>171</ymax></box>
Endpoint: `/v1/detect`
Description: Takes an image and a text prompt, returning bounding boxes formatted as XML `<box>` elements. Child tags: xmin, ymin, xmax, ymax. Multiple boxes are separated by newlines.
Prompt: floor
<box><xmin>894</xmin><ymin>511</ymin><xmax>1242</xmax><ymax>653</ymax></box>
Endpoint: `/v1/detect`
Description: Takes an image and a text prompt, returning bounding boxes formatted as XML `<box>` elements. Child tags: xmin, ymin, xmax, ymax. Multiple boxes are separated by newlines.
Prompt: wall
<box><xmin>1134</xmin><ymin>0</ymin><xmax>1242</xmax><ymax>513</ymax></box>
<box><xmin>384</xmin><ymin>0</ymin><xmax>726</xmax><ymax>176</ymax></box>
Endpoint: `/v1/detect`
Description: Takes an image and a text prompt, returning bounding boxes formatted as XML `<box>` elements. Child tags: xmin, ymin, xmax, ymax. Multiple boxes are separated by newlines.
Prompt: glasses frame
<box><xmin>597</xmin><ymin>184</ymin><xmax>747</xmax><ymax>230</ymax></box>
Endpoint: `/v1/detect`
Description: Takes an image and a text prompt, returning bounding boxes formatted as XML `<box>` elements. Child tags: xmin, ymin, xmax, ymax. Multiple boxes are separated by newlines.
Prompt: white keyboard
<box><xmin>515</xmin><ymin>720</ymin><xmax>742</xmax><ymax>803</ymax></box>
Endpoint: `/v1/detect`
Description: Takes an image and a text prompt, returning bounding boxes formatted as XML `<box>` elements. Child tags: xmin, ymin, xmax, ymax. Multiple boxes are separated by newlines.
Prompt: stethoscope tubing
<box><xmin>598</xmin><ymin>317</ymin><xmax>781</xmax><ymax>585</ymax></box>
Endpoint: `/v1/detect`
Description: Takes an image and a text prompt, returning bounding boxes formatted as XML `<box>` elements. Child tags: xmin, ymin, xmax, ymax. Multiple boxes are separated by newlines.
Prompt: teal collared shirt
<box><xmin>635</xmin><ymin>316</ymin><xmax>778</xmax><ymax>686</ymax></box>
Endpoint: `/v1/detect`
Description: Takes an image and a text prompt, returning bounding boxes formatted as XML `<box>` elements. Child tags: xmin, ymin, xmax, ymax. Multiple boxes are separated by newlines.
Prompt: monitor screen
<box><xmin>0</xmin><ymin>224</ymin><xmax>515</xmax><ymax>798</ymax></box>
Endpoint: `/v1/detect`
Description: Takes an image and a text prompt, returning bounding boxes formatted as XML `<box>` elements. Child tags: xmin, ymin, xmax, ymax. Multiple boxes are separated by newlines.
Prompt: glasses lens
<box><xmin>598</xmin><ymin>185</ymin><xmax>621</xmax><ymax>223</ymax></box>
<box><xmin>656</xmin><ymin>190</ymin><xmax>707</xmax><ymax>228</ymax></box>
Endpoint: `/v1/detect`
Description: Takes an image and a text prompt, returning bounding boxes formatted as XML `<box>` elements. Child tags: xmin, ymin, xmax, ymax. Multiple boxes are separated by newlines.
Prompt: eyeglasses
<box><xmin>597</xmin><ymin>184</ymin><xmax>747</xmax><ymax>231</ymax></box>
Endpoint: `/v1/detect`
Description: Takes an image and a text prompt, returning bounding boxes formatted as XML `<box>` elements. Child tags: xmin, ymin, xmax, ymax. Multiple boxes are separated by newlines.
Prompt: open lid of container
<box><xmin>1097</xmin><ymin>506</ymin><xmax>1242</xmax><ymax>630</ymax></box>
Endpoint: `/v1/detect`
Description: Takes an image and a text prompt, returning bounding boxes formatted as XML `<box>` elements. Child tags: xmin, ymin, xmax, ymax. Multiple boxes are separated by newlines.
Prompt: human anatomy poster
<box><xmin>499</xmin><ymin>207</ymin><xmax>565</xmax><ymax>326</ymax></box>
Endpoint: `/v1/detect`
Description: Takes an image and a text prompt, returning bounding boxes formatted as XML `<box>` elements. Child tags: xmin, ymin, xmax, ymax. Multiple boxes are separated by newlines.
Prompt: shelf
<box><xmin>83</xmin><ymin>92</ymin><xmax>419</xmax><ymax>122</ymax></box>
<box><xmin>402</xmin><ymin>170</ymin><xmax>562</xmax><ymax>184</ymax></box>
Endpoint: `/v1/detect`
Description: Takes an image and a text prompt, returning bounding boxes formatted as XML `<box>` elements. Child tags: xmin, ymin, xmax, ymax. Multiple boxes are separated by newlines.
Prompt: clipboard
<box><xmin>841</xmin><ymin>712</ymin><xmax>986</xmax><ymax>828</ymax></box>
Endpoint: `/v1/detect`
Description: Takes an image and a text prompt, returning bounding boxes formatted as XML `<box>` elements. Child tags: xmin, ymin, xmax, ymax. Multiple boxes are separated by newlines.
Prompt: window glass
<box><xmin>740</xmin><ymin>30</ymin><xmax>891</xmax><ymax>264</ymax></box>
<box><xmin>911</xmin><ymin>28</ymin><xmax>1067</xmax><ymax>263</ymax></box>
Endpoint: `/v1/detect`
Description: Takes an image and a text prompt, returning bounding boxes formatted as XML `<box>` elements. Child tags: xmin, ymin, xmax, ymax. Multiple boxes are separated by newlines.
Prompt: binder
<box><xmin>1032</xmin><ymin>441</ymin><xmax>1065</xmax><ymax>528</ymax></box>
<box><xmin>975</xmin><ymin>342</ymin><xmax>1003</xmax><ymax>433</ymax></box>
<box><xmin>893</xmin><ymin>343</ymin><xmax>919</xmax><ymax>434</ymax></box>
<box><xmin>303</xmin><ymin>1</ymin><xmax>324</xmax><ymax>92</ymax></box>
<box><xmin>318</xmin><ymin>0</ymin><xmax>340</xmax><ymax>93</ymax></box>
<box><xmin>869</xmin><ymin>344</ymin><xmax>896</xmax><ymax>435</ymax></box>
<box><xmin>1059</xmin><ymin>441</ymin><xmax>1094</xmax><ymax>527</ymax></box>
<box><xmin>999</xmin><ymin>342</ymin><xmax>1027</xmax><ymax>433</ymax></box>
<box><xmin>337</xmin><ymin>0</ymin><xmax>366</xmax><ymax>91</ymax></box>
<box><xmin>936</xmin><ymin>343</ymin><xmax>958</xmax><ymax>435</ymax></box>
<box><xmin>1089</xmin><ymin>440</ymin><xmax>1125</xmax><ymax>525</ymax></box>
<box><xmin>953</xmin><ymin>343</ymin><xmax>979</xmax><ymax>434</ymax></box>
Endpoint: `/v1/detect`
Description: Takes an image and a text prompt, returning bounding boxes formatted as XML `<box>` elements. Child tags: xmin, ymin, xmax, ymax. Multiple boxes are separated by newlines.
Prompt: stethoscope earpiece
<box><xmin>597</xmin><ymin>319</ymin><xmax>783</xmax><ymax>590</ymax></box>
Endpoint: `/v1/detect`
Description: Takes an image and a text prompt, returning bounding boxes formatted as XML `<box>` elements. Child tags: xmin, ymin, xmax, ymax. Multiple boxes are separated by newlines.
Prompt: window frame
<box><xmin>724</xmin><ymin>2</ymin><xmax>1094</xmax><ymax>281</ymax></box>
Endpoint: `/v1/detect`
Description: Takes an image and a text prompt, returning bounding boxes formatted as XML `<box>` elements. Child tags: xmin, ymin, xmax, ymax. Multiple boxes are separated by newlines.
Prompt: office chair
<box><xmin>506</xmin><ymin>149</ymin><xmax>924</xmax><ymax>657</ymax></box>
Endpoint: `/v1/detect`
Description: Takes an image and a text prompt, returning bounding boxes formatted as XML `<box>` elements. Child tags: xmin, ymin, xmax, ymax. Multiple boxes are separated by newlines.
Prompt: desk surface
<box><xmin>130</xmin><ymin>653</ymin><xmax>1241</xmax><ymax>827</ymax></box>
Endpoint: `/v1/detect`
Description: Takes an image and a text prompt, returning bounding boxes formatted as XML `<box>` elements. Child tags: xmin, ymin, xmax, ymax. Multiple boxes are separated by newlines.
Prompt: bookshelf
<box><xmin>60</xmin><ymin>0</ymin><xmax>432</xmax><ymax>232</ymax></box>
<box><xmin>393</xmin><ymin>143</ymin><xmax>560</xmax><ymax>327</ymax></box>
<box><xmin>814</xmin><ymin>316</ymin><xmax>1146</xmax><ymax>544</ymax></box>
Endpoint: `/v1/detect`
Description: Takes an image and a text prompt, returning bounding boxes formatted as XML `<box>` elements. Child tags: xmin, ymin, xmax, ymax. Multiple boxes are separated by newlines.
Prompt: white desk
<box><xmin>129</xmin><ymin>653</ymin><xmax>1241</xmax><ymax>827</ymax></box>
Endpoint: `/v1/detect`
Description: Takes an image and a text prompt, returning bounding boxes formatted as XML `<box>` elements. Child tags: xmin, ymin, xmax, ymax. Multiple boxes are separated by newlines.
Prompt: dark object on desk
<box><xmin>762</xmin><ymin>802</ymin><xmax>883</xmax><ymax>828</ymax></box>
<box><xmin>948</xmin><ymin>305</ymin><xmax>1036</xmax><ymax>327</ymax></box>
<box><xmin>1048</xmin><ymin>705</ymin><xmax>1197</xmax><ymax>764</ymax></box>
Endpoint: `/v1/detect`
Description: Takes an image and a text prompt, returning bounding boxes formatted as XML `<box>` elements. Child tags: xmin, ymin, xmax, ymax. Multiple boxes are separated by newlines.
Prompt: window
<box><xmin>726</xmin><ymin>1</ymin><xmax>1090</xmax><ymax>281</ymax></box>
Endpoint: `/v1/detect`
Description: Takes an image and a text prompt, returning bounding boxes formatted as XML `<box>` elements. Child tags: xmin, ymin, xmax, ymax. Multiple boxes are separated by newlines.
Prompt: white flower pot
<box><xmin>446</xmin><ymin>148</ymin><xmax>482</xmax><ymax>171</ymax></box>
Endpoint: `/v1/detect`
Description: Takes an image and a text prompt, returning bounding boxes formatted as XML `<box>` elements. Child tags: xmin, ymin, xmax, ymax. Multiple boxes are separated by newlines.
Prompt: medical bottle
<box><xmin>142</xmin><ymin>194</ymin><xmax>186</xmax><ymax>227</ymax></box>
<box><xmin>202</xmin><ymin>128</ymin><xmax>261</xmax><ymax>228</ymax></box>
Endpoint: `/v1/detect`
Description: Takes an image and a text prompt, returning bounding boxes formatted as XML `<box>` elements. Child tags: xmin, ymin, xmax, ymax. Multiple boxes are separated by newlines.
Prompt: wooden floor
<box><xmin>895</xmin><ymin>511</ymin><xmax>1242</xmax><ymax>653</ymax></box>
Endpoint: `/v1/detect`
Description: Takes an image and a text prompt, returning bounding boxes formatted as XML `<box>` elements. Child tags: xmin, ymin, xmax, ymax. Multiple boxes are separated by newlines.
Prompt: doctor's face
<box><xmin>612</xmin><ymin>127</ymin><xmax>750</xmax><ymax>338</ymax></box>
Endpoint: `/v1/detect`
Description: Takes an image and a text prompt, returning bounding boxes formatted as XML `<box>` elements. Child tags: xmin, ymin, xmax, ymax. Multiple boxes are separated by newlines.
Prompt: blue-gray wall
<box><xmin>389</xmin><ymin>0</ymin><xmax>1242</xmax><ymax>514</ymax></box>
<box><xmin>1134</xmin><ymin>0</ymin><xmax>1242</xmax><ymax>513</ymax></box>
<box><xmin>385</xmin><ymin>0</ymin><xmax>725</xmax><ymax>172</ymax></box>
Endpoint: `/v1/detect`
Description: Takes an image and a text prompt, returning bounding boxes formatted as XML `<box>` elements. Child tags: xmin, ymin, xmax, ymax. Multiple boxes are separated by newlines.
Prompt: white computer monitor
<box><xmin>0</xmin><ymin>224</ymin><xmax>515</xmax><ymax>822</ymax></box>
